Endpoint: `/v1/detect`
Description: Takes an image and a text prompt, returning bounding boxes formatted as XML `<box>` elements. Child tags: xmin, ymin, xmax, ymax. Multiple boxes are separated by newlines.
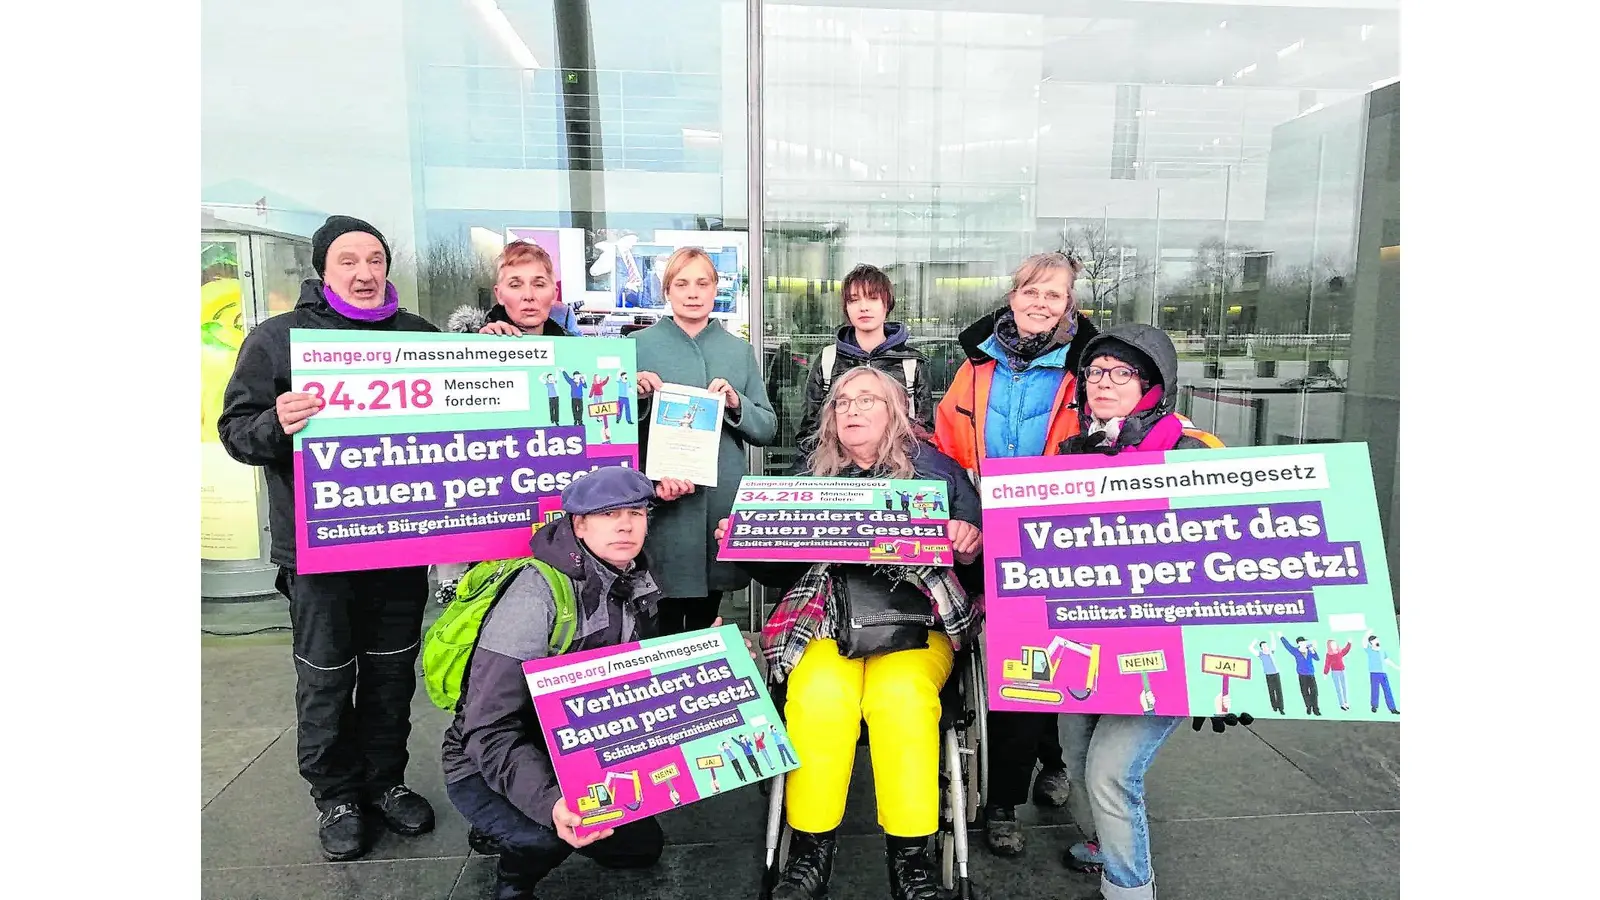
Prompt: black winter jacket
<box><xmin>216</xmin><ymin>279</ymin><xmax>438</xmax><ymax>568</ymax></box>
<box><xmin>795</xmin><ymin>322</ymin><xmax>933</xmax><ymax>448</ymax></box>
<box><xmin>1058</xmin><ymin>323</ymin><xmax>1211</xmax><ymax>454</ymax></box>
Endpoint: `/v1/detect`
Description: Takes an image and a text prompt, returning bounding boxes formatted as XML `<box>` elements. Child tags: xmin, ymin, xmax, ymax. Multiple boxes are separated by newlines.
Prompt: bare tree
<box><xmin>1059</xmin><ymin>224</ymin><xmax>1151</xmax><ymax>323</ymax></box>
<box><xmin>417</xmin><ymin>239</ymin><xmax>498</xmax><ymax>322</ymax></box>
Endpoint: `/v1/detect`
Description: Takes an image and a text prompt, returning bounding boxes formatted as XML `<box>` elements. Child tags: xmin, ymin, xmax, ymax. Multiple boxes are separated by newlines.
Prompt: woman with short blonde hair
<box><xmin>930</xmin><ymin>250</ymin><xmax>1099</xmax><ymax>856</ymax></box>
<box><xmin>632</xmin><ymin>246</ymin><xmax>777</xmax><ymax>634</ymax></box>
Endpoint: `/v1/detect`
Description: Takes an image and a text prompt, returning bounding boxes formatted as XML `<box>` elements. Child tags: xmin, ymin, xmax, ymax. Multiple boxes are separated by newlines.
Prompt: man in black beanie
<box><xmin>218</xmin><ymin>215</ymin><xmax>440</xmax><ymax>861</ymax></box>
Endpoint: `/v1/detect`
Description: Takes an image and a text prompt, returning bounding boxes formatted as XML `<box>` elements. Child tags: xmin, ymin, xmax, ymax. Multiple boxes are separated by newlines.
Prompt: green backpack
<box><xmin>422</xmin><ymin>557</ymin><xmax>579</xmax><ymax>712</ymax></box>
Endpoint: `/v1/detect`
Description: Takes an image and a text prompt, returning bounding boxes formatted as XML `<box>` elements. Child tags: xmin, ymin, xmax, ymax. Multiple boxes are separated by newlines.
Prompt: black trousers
<box><xmin>985</xmin><ymin>711</ymin><xmax>1062</xmax><ymax>808</ymax></box>
<box><xmin>447</xmin><ymin>773</ymin><xmax>662</xmax><ymax>892</ymax></box>
<box><xmin>656</xmin><ymin>593</ymin><xmax>723</xmax><ymax>635</ymax></box>
<box><xmin>276</xmin><ymin>565</ymin><xmax>430</xmax><ymax>809</ymax></box>
<box><xmin>547</xmin><ymin>396</ymin><xmax>561</xmax><ymax>424</ymax></box>
<box><xmin>1265</xmin><ymin>672</ymin><xmax>1285</xmax><ymax>712</ymax></box>
<box><xmin>1298</xmin><ymin>673</ymin><xmax>1321</xmax><ymax>714</ymax></box>
<box><xmin>571</xmin><ymin>397</ymin><xmax>584</xmax><ymax>423</ymax></box>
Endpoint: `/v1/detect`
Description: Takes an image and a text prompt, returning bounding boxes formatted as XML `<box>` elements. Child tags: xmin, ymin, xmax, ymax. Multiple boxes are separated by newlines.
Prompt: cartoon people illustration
<box><xmin>617</xmin><ymin>372</ymin><xmax>634</xmax><ymax>424</ymax></box>
<box><xmin>708</xmin><ymin>767</ymin><xmax>721</xmax><ymax>794</ymax></box>
<box><xmin>1364</xmin><ymin>633</ymin><xmax>1400</xmax><ymax>714</ymax></box>
<box><xmin>883</xmin><ymin>491</ymin><xmax>895</xmax><ymax>511</ymax></box>
<box><xmin>773</xmin><ymin>728</ymin><xmax>797</xmax><ymax>767</ymax></box>
<box><xmin>931</xmin><ymin>493</ymin><xmax>945</xmax><ymax>513</ymax></box>
<box><xmin>543</xmin><ymin>372</ymin><xmax>561</xmax><ymax>423</ymax></box>
<box><xmin>732</xmin><ymin>732</ymin><xmax>763</xmax><ymax>778</ymax></box>
<box><xmin>1251</xmin><ymin>639</ymin><xmax>1286</xmax><ymax>715</ymax></box>
<box><xmin>1277</xmin><ymin>631</ymin><xmax>1322</xmax><ymax>716</ymax></box>
<box><xmin>897</xmin><ymin>489</ymin><xmax>912</xmax><ymax>511</ymax></box>
<box><xmin>721</xmin><ymin>740</ymin><xmax>748</xmax><ymax>782</ymax></box>
<box><xmin>590</xmin><ymin>373</ymin><xmax>614</xmax><ymax>442</ymax></box>
<box><xmin>563</xmin><ymin>370</ymin><xmax>587</xmax><ymax>423</ymax></box>
<box><xmin>753</xmin><ymin>727</ymin><xmax>773</xmax><ymax>768</ymax></box>
<box><xmin>1324</xmin><ymin>638</ymin><xmax>1354</xmax><ymax>711</ymax></box>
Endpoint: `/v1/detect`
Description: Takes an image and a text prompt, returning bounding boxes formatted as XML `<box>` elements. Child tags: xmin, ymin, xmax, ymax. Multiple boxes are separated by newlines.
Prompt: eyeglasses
<box><xmin>1017</xmin><ymin>287</ymin><xmax>1069</xmax><ymax>304</ymax></box>
<box><xmin>1084</xmin><ymin>365</ymin><xmax>1139</xmax><ymax>385</ymax></box>
<box><xmin>833</xmin><ymin>394</ymin><xmax>888</xmax><ymax>413</ymax></box>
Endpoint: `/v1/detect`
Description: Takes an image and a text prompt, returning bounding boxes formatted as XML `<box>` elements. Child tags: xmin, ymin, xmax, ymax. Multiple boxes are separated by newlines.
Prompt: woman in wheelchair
<box><xmin>714</xmin><ymin>366</ymin><xmax>984</xmax><ymax>900</ymax></box>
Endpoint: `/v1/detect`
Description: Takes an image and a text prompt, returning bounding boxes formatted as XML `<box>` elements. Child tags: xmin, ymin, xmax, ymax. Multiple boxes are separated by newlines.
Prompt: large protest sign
<box><xmin>523</xmin><ymin>625</ymin><xmax>798</xmax><ymax>836</ymax></box>
<box><xmin>289</xmin><ymin>331</ymin><xmax>638</xmax><ymax>574</ymax></box>
<box><xmin>981</xmin><ymin>443</ymin><xmax>1400</xmax><ymax>721</ymax></box>
<box><xmin>717</xmin><ymin>476</ymin><xmax>954</xmax><ymax>565</ymax></box>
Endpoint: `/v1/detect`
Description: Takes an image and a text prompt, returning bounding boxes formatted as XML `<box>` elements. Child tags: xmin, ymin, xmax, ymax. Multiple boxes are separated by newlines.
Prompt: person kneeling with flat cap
<box><xmin>438</xmin><ymin>466</ymin><xmax>668</xmax><ymax>898</ymax></box>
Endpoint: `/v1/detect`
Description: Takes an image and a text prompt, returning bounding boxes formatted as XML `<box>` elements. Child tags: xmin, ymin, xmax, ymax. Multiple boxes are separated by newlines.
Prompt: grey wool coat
<box><xmin>631</xmin><ymin>316</ymin><xmax>777</xmax><ymax>597</ymax></box>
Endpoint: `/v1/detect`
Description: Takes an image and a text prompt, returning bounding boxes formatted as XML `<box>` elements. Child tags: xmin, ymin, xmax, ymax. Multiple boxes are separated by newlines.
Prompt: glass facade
<box><xmin>201</xmin><ymin>0</ymin><xmax>1399</xmax><ymax>604</ymax></box>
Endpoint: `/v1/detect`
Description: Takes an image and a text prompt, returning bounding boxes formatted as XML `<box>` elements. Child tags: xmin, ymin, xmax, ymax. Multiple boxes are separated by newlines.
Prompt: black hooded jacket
<box><xmin>216</xmin><ymin>279</ymin><xmax>438</xmax><ymax>568</ymax></box>
<box><xmin>444</xmin><ymin>303</ymin><xmax>571</xmax><ymax>337</ymax></box>
<box><xmin>1059</xmin><ymin>323</ymin><xmax>1211</xmax><ymax>454</ymax></box>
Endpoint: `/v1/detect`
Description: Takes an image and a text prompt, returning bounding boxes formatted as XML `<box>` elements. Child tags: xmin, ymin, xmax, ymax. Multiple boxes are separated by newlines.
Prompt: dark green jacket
<box><xmin>632</xmin><ymin>317</ymin><xmax>777</xmax><ymax>597</ymax></box>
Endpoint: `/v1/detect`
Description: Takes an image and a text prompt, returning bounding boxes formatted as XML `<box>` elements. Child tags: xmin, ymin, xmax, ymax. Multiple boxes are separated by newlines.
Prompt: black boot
<box><xmin>886</xmin><ymin>838</ymin><xmax>941</xmax><ymax>900</ymax></box>
<box><xmin>773</xmin><ymin>829</ymin><xmax>836</xmax><ymax>900</ymax></box>
<box><xmin>494</xmin><ymin>849</ymin><xmax>557</xmax><ymax>900</ymax></box>
<box><xmin>469</xmin><ymin>826</ymin><xmax>502</xmax><ymax>856</ymax></box>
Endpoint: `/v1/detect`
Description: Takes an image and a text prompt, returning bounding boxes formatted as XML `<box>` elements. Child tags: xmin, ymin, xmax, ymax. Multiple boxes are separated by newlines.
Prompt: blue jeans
<box><xmin>1370</xmin><ymin>673</ymin><xmax>1397</xmax><ymax>711</ymax></box>
<box><xmin>1331</xmin><ymin>670</ymin><xmax>1349</xmax><ymax>708</ymax></box>
<box><xmin>1061</xmin><ymin>713</ymin><xmax>1184</xmax><ymax>900</ymax></box>
<box><xmin>445</xmin><ymin>774</ymin><xmax>663</xmax><ymax>891</ymax></box>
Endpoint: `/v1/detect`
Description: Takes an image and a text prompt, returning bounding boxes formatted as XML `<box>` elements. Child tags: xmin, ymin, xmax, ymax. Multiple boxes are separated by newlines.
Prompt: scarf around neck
<box><xmin>323</xmin><ymin>282</ymin><xmax>400</xmax><ymax>323</ymax></box>
<box><xmin>993</xmin><ymin>309</ymin><xmax>1076</xmax><ymax>370</ymax></box>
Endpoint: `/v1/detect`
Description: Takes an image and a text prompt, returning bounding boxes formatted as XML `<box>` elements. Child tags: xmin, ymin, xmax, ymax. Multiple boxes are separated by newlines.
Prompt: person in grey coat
<box><xmin>630</xmin><ymin>247</ymin><xmax>777</xmax><ymax>634</ymax></box>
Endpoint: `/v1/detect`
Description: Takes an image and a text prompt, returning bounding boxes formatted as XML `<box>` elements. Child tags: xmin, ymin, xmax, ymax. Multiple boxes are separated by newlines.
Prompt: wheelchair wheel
<box><xmin>939</xmin><ymin>724</ymin><xmax>973</xmax><ymax>897</ymax></box>
<box><xmin>759</xmin><ymin>774</ymin><xmax>790</xmax><ymax>900</ymax></box>
<box><xmin>971</xmin><ymin>642</ymin><xmax>989</xmax><ymax>811</ymax></box>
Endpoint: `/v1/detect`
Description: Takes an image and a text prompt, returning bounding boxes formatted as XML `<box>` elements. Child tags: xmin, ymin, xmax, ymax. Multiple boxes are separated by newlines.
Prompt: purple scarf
<box><xmin>323</xmin><ymin>282</ymin><xmax>400</xmax><ymax>322</ymax></box>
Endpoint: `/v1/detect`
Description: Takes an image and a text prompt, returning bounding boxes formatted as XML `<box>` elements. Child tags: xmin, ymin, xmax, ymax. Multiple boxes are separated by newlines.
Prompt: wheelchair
<box><xmin>757</xmin><ymin>641</ymin><xmax>989</xmax><ymax>900</ymax></box>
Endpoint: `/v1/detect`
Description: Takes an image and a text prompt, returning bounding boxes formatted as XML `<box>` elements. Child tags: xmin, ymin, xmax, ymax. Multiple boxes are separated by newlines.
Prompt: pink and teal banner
<box><xmin>981</xmin><ymin>443</ymin><xmax>1400</xmax><ymax>721</ymax></box>
<box><xmin>716</xmin><ymin>476</ymin><xmax>954</xmax><ymax>565</ymax></box>
<box><xmin>523</xmin><ymin>625</ymin><xmax>798</xmax><ymax>836</ymax></box>
<box><xmin>289</xmin><ymin>330</ymin><xmax>639</xmax><ymax>574</ymax></box>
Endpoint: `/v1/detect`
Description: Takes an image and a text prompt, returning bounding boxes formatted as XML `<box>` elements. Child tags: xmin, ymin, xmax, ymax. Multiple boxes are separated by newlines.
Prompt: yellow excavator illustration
<box><xmin>576</xmin><ymin>770</ymin><xmax>644</xmax><ymax>826</ymax></box>
<box><xmin>999</xmin><ymin>635</ymin><xmax>1102</xmax><ymax>704</ymax></box>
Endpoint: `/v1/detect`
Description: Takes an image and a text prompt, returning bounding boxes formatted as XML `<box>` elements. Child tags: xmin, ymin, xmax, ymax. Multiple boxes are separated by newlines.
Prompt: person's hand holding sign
<box><xmin>948</xmin><ymin>520</ymin><xmax>982</xmax><ymax>564</ymax></box>
<box><xmin>656</xmin><ymin>478</ymin><xmax>696</xmax><ymax>502</ymax></box>
<box><xmin>635</xmin><ymin>371</ymin><xmax>664</xmax><ymax>397</ymax></box>
<box><xmin>706</xmin><ymin>377</ymin><xmax>740</xmax><ymax>410</ymax></box>
<box><xmin>552</xmin><ymin>795</ymin><xmax>612</xmax><ymax>848</ymax></box>
<box><xmin>276</xmin><ymin>391</ymin><xmax>324</xmax><ymax>436</ymax></box>
<box><xmin>479</xmin><ymin>321</ymin><xmax>521</xmax><ymax>337</ymax></box>
<box><xmin>710</xmin><ymin>616</ymin><xmax>761</xmax><ymax>667</ymax></box>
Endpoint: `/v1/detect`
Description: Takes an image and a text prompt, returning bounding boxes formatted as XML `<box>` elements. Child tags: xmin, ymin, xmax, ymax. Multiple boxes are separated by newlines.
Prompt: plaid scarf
<box><xmin>761</xmin><ymin>563</ymin><xmax>984</xmax><ymax>683</ymax></box>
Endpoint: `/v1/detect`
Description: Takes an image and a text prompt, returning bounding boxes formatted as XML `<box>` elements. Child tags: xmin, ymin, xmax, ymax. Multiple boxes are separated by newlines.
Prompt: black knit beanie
<box><xmin>1086</xmin><ymin>337</ymin><xmax>1160</xmax><ymax>389</ymax></box>
<box><xmin>312</xmin><ymin>215</ymin><xmax>391</xmax><ymax>277</ymax></box>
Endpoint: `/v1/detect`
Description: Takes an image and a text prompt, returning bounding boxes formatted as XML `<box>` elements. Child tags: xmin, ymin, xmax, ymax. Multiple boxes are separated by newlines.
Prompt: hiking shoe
<box><xmin>369</xmin><ymin>784</ymin><xmax>436</xmax><ymax>836</ymax></box>
<box><xmin>985</xmin><ymin>805</ymin><xmax>1025</xmax><ymax>856</ymax></box>
<box><xmin>1063</xmin><ymin>838</ymin><xmax>1105</xmax><ymax>873</ymax></box>
<box><xmin>1032</xmin><ymin>766</ymin><xmax>1071</xmax><ymax>807</ymax></box>
<box><xmin>317</xmin><ymin>802</ymin><xmax>367</xmax><ymax>861</ymax></box>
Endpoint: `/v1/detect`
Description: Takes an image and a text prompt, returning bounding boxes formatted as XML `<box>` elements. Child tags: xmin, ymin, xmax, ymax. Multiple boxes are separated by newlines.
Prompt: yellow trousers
<box><xmin>783</xmin><ymin>634</ymin><xmax>953</xmax><ymax>837</ymax></box>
